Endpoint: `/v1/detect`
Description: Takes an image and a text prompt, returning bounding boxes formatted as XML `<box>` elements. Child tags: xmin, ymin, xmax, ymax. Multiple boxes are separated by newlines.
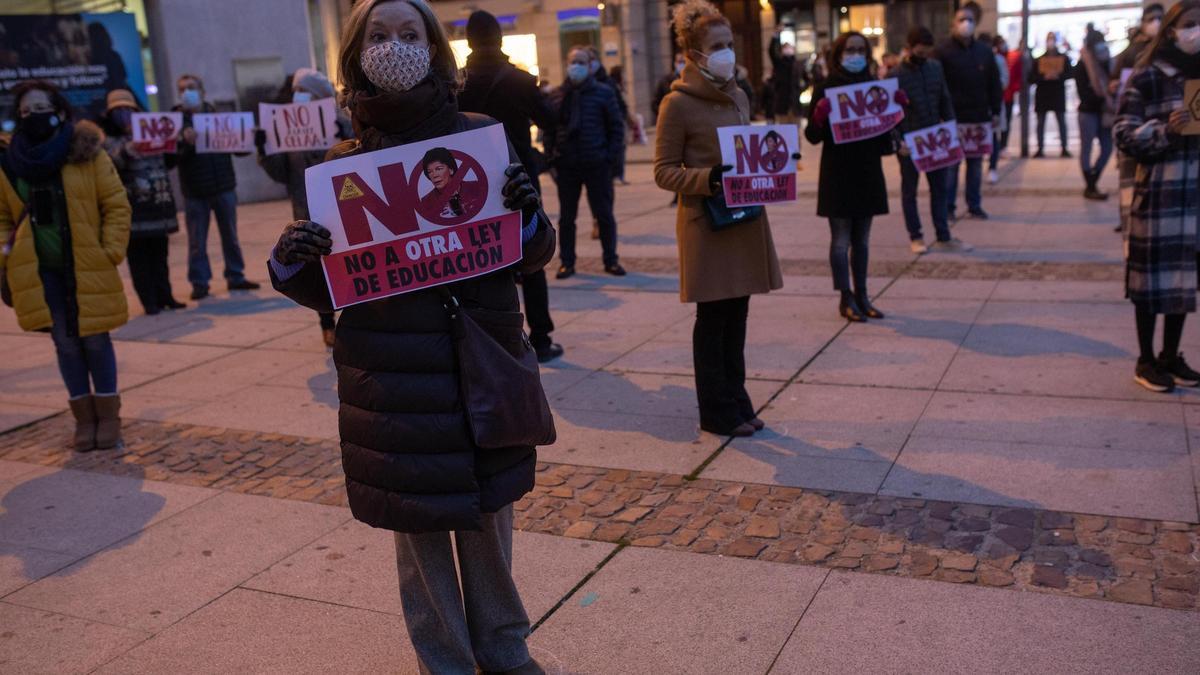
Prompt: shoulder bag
<box><xmin>703</xmin><ymin>189</ymin><xmax>764</xmax><ymax>232</ymax></box>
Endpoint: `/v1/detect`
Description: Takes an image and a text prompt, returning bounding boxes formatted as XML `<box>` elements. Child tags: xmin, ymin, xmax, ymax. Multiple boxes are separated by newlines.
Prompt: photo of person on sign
<box><xmin>760</xmin><ymin>130</ymin><xmax>790</xmax><ymax>172</ymax></box>
<box><xmin>418</xmin><ymin>147</ymin><xmax>486</xmax><ymax>219</ymax></box>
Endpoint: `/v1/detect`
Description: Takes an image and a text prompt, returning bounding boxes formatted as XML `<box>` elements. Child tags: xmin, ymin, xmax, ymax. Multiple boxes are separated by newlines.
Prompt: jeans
<box><xmin>393</xmin><ymin>505</ymin><xmax>532</xmax><ymax>674</ymax></box>
<box><xmin>555</xmin><ymin>163</ymin><xmax>619</xmax><ymax>267</ymax></box>
<box><xmin>520</xmin><ymin>269</ymin><xmax>554</xmax><ymax>349</ymax></box>
<box><xmin>126</xmin><ymin>234</ymin><xmax>176</xmax><ymax>312</ymax></box>
<box><xmin>693</xmin><ymin>296</ymin><xmax>754</xmax><ymax>432</ymax></box>
<box><xmin>40</xmin><ymin>270</ymin><xmax>118</xmax><ymax>398</ymax></box>
<box><xmin>1036</xmin><ymin>109</ymin><xmax>1068</xmax><ymax>153</ymax></box>
<box><xmin>899</xmin><ymin>155</ymin><xmax>951</xmax><ymax>243</ymax></box>
<box><xmin>184</xmin><ymin>189</ymin><xmax>247</xmax><ymax>290</ymax></box>
<box><xmin>946</xmin><ymin>157</ymin><xmax>983</xmax><ymax>215</ymax></box>
<box><xmin>828</xmin><ymin>217</ymin><xmax>872</xmax><ymax>292</ymax></box>
<box><xmin>1078</xmin><ymin>111</ymin><xmax>1113</xmax><ymax>179</ymax></box>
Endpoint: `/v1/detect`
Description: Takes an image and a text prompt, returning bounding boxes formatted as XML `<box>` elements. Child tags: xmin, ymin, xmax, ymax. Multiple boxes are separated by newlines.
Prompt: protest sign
<box><xmin>1038</xmin><ymin>55</ymin><xmax>1067</xmax><ymax>79</ymax></box>
<box><xmin>130</xmin><ymin>111</ymin><xmax>182</xmax><ymax>154</ymax></box>
<box><xmin>958</xmin><ymin>122</ymin><xmax>993</xmax><ymax>158</ymax></box>
<box><xmin>904</xmin><ymin>121</ymin><xmax>965</xmax><ymax>173</ymax></box>
<box><xmin>1119</xmin><ymin>68</ymin><xmax>1133</xmax><ymax>97</ymax></box>
<box><xmin>716</xmin><ymin>124</ymin><xmax>799</xmax><ymax>207</ymax></box>
<box><xmin>827</xmin><ymin>77</ymin><xmax>904</xmax><ymax>144</ymax></box>
<box><xmin>193</xmin><ymin>112</ymin><xmax>256</xmax><ymax>154</ymax></box>
<box><xmin>1183</xmin><ymin>80</ymin><xmax>1200</xmax><ymax>135</ymax></box>
<box><xmin>304</xmin><ymin>124</ymin><xmax>522</xmax><ymax>309</ymax></box>
<box><xmin>259</xmin><ymin>98</ymin><xmax>338</xmax><ymax>155</ymax></box>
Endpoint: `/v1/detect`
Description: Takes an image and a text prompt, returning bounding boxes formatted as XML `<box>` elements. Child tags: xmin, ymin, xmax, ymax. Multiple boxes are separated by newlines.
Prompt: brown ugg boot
<box><xmin>93</xmin><ymin>394</ymin><xmax>123</xmax><ymax>450</ymax></box>
<box><xmin>68</xmin><ymin>395</ymin><xmax>96</xmax><ymax>451</ymax></box>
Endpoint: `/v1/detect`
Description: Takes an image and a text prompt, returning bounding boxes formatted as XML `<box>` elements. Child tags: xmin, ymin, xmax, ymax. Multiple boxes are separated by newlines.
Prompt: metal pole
<box><xmin>1019</xmin><ymin>0</ymin><xmax>1030</xmax><ymax>158</ymax></box>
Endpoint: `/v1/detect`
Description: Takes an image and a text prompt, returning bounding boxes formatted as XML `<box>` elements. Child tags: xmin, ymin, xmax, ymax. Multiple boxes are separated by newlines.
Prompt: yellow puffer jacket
<box><xmin>0</xmin><ymin>121</ymin><xmax>131</xmax><ymax>337</ymax></box>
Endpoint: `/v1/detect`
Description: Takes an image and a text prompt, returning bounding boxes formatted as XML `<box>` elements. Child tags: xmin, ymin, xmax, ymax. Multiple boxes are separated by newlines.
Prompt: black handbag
<box><xmin>439</xmin><ymin>287</ymin><xmax>556</xmax><ymax>449</ymax></box>
<box><xmin>703</xmin><ymin>189</ymin><xmax>764</xmax><ymax>232</ymax></box>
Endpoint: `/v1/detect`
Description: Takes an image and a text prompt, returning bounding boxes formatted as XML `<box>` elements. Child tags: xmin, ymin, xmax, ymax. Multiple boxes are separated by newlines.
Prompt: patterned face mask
<box><xmin>360</xmin><ymin>41</ymin><xmax>431</xmax><ymax>93</ymax></box>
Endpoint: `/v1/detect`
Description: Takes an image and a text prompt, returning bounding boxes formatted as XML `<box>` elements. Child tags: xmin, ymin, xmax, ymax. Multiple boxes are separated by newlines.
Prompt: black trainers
<box><xmin>1135</xmin><ymin>358</ymin><xmax>1176</xmax><ymax>393</ymax></box>
<box><xmin>555</xmin><ymin>265</ymin><xmax>575</xmax><ymax>280</ymax></box>
<box><xmin>535</xmin><ymin>343</ymin><xmax>564</xmax><ymax>363</ymax></box>
<box><xmin>1159</xmin><ymin>352</ymin><xmax>1200</xmax><ymax>387</ymax></box>
<box><xmin>604</xmin><ymin>263</ymin><xmax>627</xmax><ymax>276</ymax></box>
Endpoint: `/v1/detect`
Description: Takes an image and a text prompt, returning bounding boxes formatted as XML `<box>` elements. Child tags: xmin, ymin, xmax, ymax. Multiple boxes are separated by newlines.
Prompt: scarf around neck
<box><xmin>343</xmin><ymin>76</ymin><xmax>459</xmax><ymax>150</ymax></box>
<box><xmin>5</xmin><ymin>122</ymin><xmax>75</xmax><ymax>183</ymax></box>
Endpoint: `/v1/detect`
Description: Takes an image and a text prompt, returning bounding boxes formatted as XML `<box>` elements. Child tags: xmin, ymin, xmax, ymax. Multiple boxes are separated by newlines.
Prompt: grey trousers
<box><xmin>393</xmin><ymin>505</ymin><xmax>533</xmax><ymax>674</ymax></box>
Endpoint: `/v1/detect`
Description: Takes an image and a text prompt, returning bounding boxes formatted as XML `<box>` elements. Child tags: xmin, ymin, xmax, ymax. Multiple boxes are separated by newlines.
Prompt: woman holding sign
<box><xmin>1115</xmin><ymin>0</ymin><xmax>1200</xmax><ymax>393</ymax></box>
<box><xmin>806</xmin><ymin>31</ymin><xmax>896</xmax><ymax>322</ymax></box>
<box><xmin>268</xmin><ymin>1</ymin><xmax>555</xmax><ymax>671</ymax></box>
<box><xmin>654</xmin><ymin>0</ymin><xmax>784</xmax><ymax>438</ymax></box>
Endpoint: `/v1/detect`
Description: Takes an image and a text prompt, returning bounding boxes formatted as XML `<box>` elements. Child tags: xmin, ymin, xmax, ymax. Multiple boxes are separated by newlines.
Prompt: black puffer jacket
<box><xmin>935</xmin><ymin>36</ymin><xmax>1002</xmax><ymax>123</ymax></box>
<box><xmin>545</xmin><ymin>75</ymin><xmax>624</xmax><ymax>169</ymax></box>
<box><xmin>895</xmin><ymin>56</ymin><xmax>955</xmax><ymax>133</ymax></box>
<box><xmin>270</xmin><ymin>112</ymin><xmax>557</xmax><ymax>533</ymax></box>
<box><xmin>170</xmin><ymin>102</ymin><xmax>241</xmax><ymax>198</ymax></box>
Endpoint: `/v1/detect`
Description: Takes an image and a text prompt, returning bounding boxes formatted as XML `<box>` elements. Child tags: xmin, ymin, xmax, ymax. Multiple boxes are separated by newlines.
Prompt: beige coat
<box><xmin>654</xmin><ymin>64</ymin><xmax>783</xmax><ymax>304</ymax></box>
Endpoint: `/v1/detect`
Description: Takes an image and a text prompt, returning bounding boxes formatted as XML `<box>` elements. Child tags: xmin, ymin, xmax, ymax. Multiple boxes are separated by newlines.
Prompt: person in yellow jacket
<box><xmin>0</xmin><ymin>80</ymin><xmax>131</xmax><ymax>451</ymax></box>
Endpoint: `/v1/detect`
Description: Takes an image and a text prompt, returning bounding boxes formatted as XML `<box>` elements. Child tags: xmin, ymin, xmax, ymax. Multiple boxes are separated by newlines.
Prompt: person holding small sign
<box><xmin>1032</xmin><ymin>32</ymin><xmax>1072</xmax><ymax>159</ymax></box>
<box><xmin>267</xmin><ymin>1</ymin><xmax>555</xmax><ymax>671</ymax></box>
<box><xmin>1114</xmin><ymin>0</ymin><xmax>1200</xmax><ymax>393</ymax></box>
<box><xmin>807</xmin><ymin>31</ymin><xmax>898</xmax><ymax>322</ymax></box>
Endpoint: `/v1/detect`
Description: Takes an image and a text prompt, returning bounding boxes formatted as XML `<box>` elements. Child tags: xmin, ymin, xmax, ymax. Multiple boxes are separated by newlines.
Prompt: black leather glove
<box><xmin>791</xmin><ymin>152</ymin><xmax>802</xmax><ymax>161</ymax></box>
<box><xmin>274</xmin><ymin>220</ymin><xmax>332</xmax><ymax>265</ymax></box>
<box><xmin>708</xmin><ymin>164</ymin><xmax>733</xmax><ymax>192</ymax></box>
<box><xmin>254</xmin><ymin>128</ymin><xmax>267</xmax><ymax>152</ymax></box>
<box><xmin>501</xmin><ymin>163</ymin><xmax>540</xmax><ymax>217</ymax></box>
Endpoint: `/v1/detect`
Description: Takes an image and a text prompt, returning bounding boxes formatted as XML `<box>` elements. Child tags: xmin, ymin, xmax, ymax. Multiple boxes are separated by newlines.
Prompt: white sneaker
<box><xmin>909</xmin><ymin>239</ymin><xmax>928</xmax><ymax>254</ymax></box>
<box><xmin>988</xmin><ymin>169</ymin><xmax>999</xmax><ymax>184</ymax></box>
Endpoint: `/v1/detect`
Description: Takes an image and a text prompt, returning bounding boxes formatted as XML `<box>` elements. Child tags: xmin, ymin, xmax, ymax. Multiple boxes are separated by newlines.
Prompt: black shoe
<box><xmin>143</xmin><ymin>305</ymin><xmax>161</xmax><ymax>316</ymax></box>
<box><xmin>1061</xmin><ymin>150</ymin><xmax>1072</xmax><ymax>158</ymax></box>
<box><xmin>967</xmin><ymin>209</ymin><xmax>989</xmax><ymax>220</ymax></box>
<box><xmin>535</xmin><ymin>343</ymin><xmax>564</xmax><ymax>363</ymax></box>
<box><xmin>747</xmin><ymin>417</ymin><xmax>765</xmax><ymax>431</ymax></box>
<box><xmin>161</xmin><ymin>298</ymin><xmax>187</xmax><ymax>310</ymax></box>
<box><xmin>856</xmin><ymin>294</ymin><xmax>885</xmax><ymax>319</ymax></box>
<box><xmin>1083</xmin><ymin>187</ymin><xmax>1109</xmax><ymax>201</ymax></box>
<box><xmin>228</xmin><ymin>279</ymin><xmax>261</xmax><ymax>291</ymax></box>
<box><xmin>839</xmin><ymin>292</ymin><xmax>867</xmax><ymax>322</ymax></box>
<box><xmin>604</xmin><ymin>263</ymin><xmax>627</xmax><ymax>277</ymax></box>
<box><xmin>701</xmin><ymin>421</ymin><xmax>756</xmax><ymax>437</ymax></box>
<box><xmin>1033</xmin><ymin>150</ymin><xmax>1045</xmax><ymax>158</ymax></box>
<box><xmin>1159</xmin><ymin>352</ymin><xmax>1200</xmax><ymax>387</ymax></box>
<box><xmin>1114</xmin><ymin>224</ymin><xmax>1124</xmax><ymax>233</ymax></box>
<box><xmin>190</xmin><ymin>286</ymin><xmax>209</xmax><ymax>301</ymax></box>
<box><xmin>1135</xmin><ymin>358</ymin><xmax>1176</xmax><ymax>393</ymax></box>
<box><xmin>555</xmin><ymin>265</ymin><xmax>575</xmax><ymax>280</ymax></box>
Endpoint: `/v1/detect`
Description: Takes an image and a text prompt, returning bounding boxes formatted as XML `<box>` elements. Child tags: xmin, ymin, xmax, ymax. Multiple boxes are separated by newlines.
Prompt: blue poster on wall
<box><xmin>0</xmin><ymin>12</ymin><xmax>147</xmax><ymax>125</ymax></box>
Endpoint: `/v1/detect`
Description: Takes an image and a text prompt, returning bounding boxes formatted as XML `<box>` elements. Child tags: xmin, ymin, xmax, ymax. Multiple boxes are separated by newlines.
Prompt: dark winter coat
<box><xmin>1073</xmin><ymin>53</ymin><xmax>1112</xmax><ymax>115</ymax></box>
<box><xmin>936</xmin><ymin>36</ymin><xmax>1003</xmax><ymax>123</ymax></box>
<box><xmin>545</xmin><ymin>76</ymin><xmax>624</xmax><ymax>169</ymax></box>
<box><xmin>895</xmin><ymin>56</ymin><xmax>955</xmax><ymax>133</ymax></box>
<box><xmin>459</xmin><ymin>47</ymin><xmax>554</xmax><ymax>176</ymax></box>
<box><xmin>170</xmin><ymin>102</ymin><xmax>240</xmax><ymax>198</ymax></box>
<box><xmin>1114</xmin><ymin>59</ymin><xmax>1199</xmax><ymax>314</ymax></box>
<box><xmin>103</xmin><ymin>133</ymin><xmax>179</xmax><ymax>237</ymax></box>
<box><xmin>768</xmin><ymin>37</ymin><xmax>807</xmax><ymax>117</ymax></box>
<box><xmin>652</xmin><ymin>71</ymin><xmax>679</xmax><ymax>122</ymax></box>
<box><xmin>270</xmin><ymin>111</ymin><xmax>557</xmax><ymax>533</ymax></box>
<box><xmin>805</xmin><ymin>69</ymin><xmax>892</xmax><ymax>219</ymax></box>
<box><xmin>1032</xmin><ymin>51</ymin><xmax>1070</xmax><ymax>113</ymax></box>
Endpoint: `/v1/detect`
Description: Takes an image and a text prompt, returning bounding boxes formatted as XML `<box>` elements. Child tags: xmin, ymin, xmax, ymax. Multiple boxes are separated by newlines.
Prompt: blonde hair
<box><xmin>337</xmin><ymin>0</ymin><xmax>458</xmax><ymax>95</ymax></box>
<box><xmin>671</xmin><ymin>0</ymin><xmax>730</xmax><ymax>53</ymax></box>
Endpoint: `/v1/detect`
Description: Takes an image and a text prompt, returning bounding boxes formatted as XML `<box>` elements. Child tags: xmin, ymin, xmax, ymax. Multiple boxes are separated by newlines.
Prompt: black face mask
<box><xmin>909</xmin><ymin>54</ymin><xmax>927</xmax><ymax>65</ymax></box>
<box><xmin>19</xmin><ymin>111</ymin><xmax>61</xmax><ymax>143</ymax></box>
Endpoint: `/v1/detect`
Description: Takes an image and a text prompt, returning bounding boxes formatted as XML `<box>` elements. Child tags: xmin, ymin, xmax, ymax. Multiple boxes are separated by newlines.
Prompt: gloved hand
<box><xmin>254</xmin><ymin>128</ymin><xmax>267</xmax><ymax>152</ymax></box>
<box><xmin>501</xmin><ymin>163</ymin><xmax>540</xmax><ymax>217</ymax></box>
<box><xmin>274</xmin><ymin>220</ymin><xmax>332</xmax><ymax>265</ymax></box>
<box><xmin>791</xmin><ymin>152</ymin><xmax>802</xmax><ymax>161</ymax></box>
<box><xmin>812</xmin><ymin>98</ymin><xmax>832</xmax><ymax>127</ymax></box>
<box><xmin>894</xmin><ymin>89</ymin><xmax>910</xmax><ymax>107</ymax></box>
<box><xmin>708</xmin><ymin>164</ymin><xmax>733</xmax><ymax>192</ymax></box>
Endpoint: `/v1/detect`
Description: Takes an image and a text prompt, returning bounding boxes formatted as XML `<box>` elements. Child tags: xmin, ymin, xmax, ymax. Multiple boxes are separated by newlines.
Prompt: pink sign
<box><xmin>958</xmin><ymin>122</ymin><xmax>993</xmax><ymax>158</ymax></box>
<box><xmin>826</xmin><ymin>78</ymin><xmax>905</xmax><ymax>144</ymax></box>
<box><xmin>716</xmin><ymin>124</ymin><xmax>800</xmax><ymax>207</ymax></box>
<box><xmin>904</xmin><ymin>121</ymin><xmax>965</xmax><ymax>172</ymax></box>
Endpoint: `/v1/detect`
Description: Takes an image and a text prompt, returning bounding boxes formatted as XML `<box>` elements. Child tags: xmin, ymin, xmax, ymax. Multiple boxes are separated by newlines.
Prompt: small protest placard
<box><xmin>1183</xmin><ymin>80</ymin><xmax>1200</xmax><ymax>135</ymax></box>
<box><xmin>827</xmin><ymin>77</ymin><xmax>905</xmax><ymax>144</ymax></box>
<box><xmin>904</xmin><ymin>121</ymin><xmax>965</xmax><ymax>173</ymax></box>
<box><xmin>304</xmin><ymin>124</ymin><xmax>522</xmax><ymax>309</ymax></box>
<box><xmin>716</xmin><ymin>124</ymin><xmax>799</xmax><ymax>207</ymax></box>
<box><xmin>193</xmin><ymin>112</ymin><xmax>256</xmax><ymax>154</ymax></box>
<box><xmin>958</xmin><ymin>122</ymin><xmax>993</xmax><ymax>158</ymax></box>
<box><xmin>130</xmin><ymin>111</ymin><xmax>183</xmax><ymax>155</ymax></box>
<box><xmin>260</xmin><ymin>98</ymin><xmax>339</xmax><ymax>155</ymax></box>
<box><xmin>1038</xmin><ymin>55</ymin><xmax>1067</xmax><ymax>79</ymax></box>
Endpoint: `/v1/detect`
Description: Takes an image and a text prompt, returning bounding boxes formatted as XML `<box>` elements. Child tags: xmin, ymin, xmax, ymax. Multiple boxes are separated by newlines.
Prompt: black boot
<box><xmin>856</xmin><ymin>290</ymin><xmax>885</xmax><ymax>319</ymax></box>
<box><xmin>839</xmin><ymin>291</ymin><xmax>867</xmax><ymax>322</ymax></box>
<box><xmin>1083</xmin><ymin>170</ymin><xmax>1108</xmax><ymax>201</ymax></box>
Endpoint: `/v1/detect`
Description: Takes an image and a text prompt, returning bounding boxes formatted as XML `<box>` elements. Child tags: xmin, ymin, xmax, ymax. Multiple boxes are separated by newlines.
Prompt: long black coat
<box><xmin>805</xmin><ymin>69</ymin><xmax>892</xmax><ymax>219</ymax></box>
<box><xmin>271</xmin><ymin>113</ymin><xmax>557</xmax><ymax>533</ymax></box>
<box><xmin>1032</xmin><ymin>51</ymin><xmax>1070</xmax><ymax>113</ymax></box>
<box><xmin>459</xmin><ymin>47</ymin><xmax>554</xmax><ymax>175</ymax></box>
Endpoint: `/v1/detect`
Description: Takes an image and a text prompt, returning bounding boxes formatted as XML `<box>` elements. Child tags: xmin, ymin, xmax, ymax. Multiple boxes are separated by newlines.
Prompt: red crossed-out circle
<box><xmin>864</xmin><ymin>86</ymin><xmax>890</xmax><ymax>115</ymax></box>
<box><xmin>410</xmin><ymin>149</ymin><xmax>489</xmax><ymax>226</ymax></box>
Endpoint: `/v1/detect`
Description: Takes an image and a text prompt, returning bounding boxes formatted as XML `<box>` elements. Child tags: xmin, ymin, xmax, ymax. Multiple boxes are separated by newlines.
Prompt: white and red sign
<box><xmin>193</xmin><ymin>112</ymin><xmax>255</xmax><ymax>154</ymax></box>
<box><xmin>716</xmin><ymin>124</ymin><xmax>800</xmax><ymax>207</ymax></box>
<box><xmin>304</xmin><ymin>125</ymin><xmax>522</xmax><ymax>309</ymax></box>
<box><xmin>958</xmin><ymin>122</ymin><xmax>993</xmax><ymax>158</ymax></box>
<box><xmin>903</xmin><ymin>121</ymin><xmax>965</xmax><ymax>173</ymax></box>
<box><xmin>259</xmin><ymin>98</ymin><xmax>339</xmax><ymax>155</ymax></box>
<box><xmin>827</xmin><ymin>78</ymin><xmax>905</xmax><ymax>144</ymax></box>
<box><xmin>130</xmin><ymin>111</ymin><xmax>182</xmax><ymax>155</ymax></box>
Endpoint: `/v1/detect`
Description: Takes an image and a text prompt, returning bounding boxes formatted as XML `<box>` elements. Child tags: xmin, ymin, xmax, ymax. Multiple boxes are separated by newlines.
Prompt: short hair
<box><xmin>907</xmin><ymin>26</ymin><xmax>935</xmax><ymax>47</ymax></box>
<box><xmin>177</xmin><ymin>73</ymin><xmax>204</xmax><ymax>91</ymax></box>
<box><xmin>961</xmin><ymin>2</ymin><xmax>983</xmax><ymax>21</ymax></box>
<box><xmin>9</xmin><ymin>79</ymin><xmax>72</xmax><ymax>122</ymax></box>
<box><xmin>421</xmin><ymin>147</ymin><xmax>457</xmax><ymax>174</ymax></box>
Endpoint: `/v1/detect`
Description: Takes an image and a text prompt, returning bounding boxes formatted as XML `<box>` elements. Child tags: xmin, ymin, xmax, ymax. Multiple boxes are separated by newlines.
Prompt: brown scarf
<box><xmin>342</xmin><ymin>76</ymin><xmax>459</xmax><ymax>151</ymax></box>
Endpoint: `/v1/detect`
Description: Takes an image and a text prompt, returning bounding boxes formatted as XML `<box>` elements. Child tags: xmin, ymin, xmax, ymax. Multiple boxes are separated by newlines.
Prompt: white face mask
<box><xmin>360</xmin><ymin>41</ymin><xmax>431</xmax><ymax>93</ymax></box>
<box><xmin>1144</xmin><ymin>18</ymin><xmax>1161</xmax><ymax>38</ymax></box>
<box><xmin>701</xmin><ymin>48</ymin><xmax>736</xmax><ymax>82</ymax></box>
<box><xmin>956</xmin><ymin>18</ymin><xmax>976</xmax><ymax>39</ymax></box>
<box><xmin>1177</xmin><ymin>25</ymin><xmax>1200</xmax><ymax>55</ymax></box>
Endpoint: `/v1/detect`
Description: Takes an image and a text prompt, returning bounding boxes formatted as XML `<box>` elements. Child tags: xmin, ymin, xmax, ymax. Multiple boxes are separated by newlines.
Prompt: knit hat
<box><xmin>466</xmin><ymin>10</ymin><xmax>502</xmax><ymax>48</ymax></box>
<box><xmin>105</xmin><ymin>88</ymin><xmax>139</xmax><ymax>112</ymax></box>
<box><xmin>292</xmin><ymin>67</ymin><xmax>335</xmax><ymax>99</ymax></box>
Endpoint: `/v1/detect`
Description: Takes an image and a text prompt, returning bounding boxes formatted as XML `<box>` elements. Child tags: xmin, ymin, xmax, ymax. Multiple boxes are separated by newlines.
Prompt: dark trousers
<box><xmin>828</xmin><ymin>217</ymin><xmax>872</xmax><ymax>292</ymax></box>
<box><xmin>990</xmin><ymin>99</ymin><xmax>1015</xmax><ymax>170</ymax></box>
<box><xmin>946</xmin><ymin>157</ymin><xmax>984</xmax><ymax>214</ymax></box>
<box><xmin>899</xmin><ymin>156</ymin><xmax>951</xmax><ymax>243</ymax></box>
<box><xmin>521</xmin><ymin>269</ymin><xmax>554</xmax><ymax>349</ymax></box>
<box><xmin>184</xmin><ymin>189</ymin><xmax>247</xmax><ymax>290</ymax></box>
<box><xmin>555</xmin><ymin>164</ymin><xmax>618</xmax><ymax>267</ymax></box>
<box><xmin>126</xmin><ymin>234</ymin><xmax>177</xmax><ymax>312</ymax></box>
<box><xmin>693</xmin><ymin>296</ymin><xmax>754</xmax><ymax>432</ymax></box>
<box><xmin>1036</xmin><ymin>109</ymin><xmax>1068</xmax><ymax>153</ymax></box>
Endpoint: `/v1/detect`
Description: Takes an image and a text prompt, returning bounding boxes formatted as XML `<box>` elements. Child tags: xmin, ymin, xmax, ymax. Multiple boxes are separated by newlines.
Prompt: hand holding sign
<box><xmin>827</xmin><ymin>78</ymin><xmax>905</xmax><ymax>144</ymax></box>
<box><xmin>260</xmin><ymin>99</ymin><xmax>339</xmax><ymax>155</ymax></box>
<box><xmin>716</xmin><ymin>124</ymin><xmax>800</xmax><ymax>207</ymax></box>
<box><xmin>904</xmin><ymin>121</ymin><xmax>965</xmax><ymax>172</ymax></box>
<box><xmin>275</xmin><ymin>220</ymin><xmax>333</xmax><ymax>265</ymax></box>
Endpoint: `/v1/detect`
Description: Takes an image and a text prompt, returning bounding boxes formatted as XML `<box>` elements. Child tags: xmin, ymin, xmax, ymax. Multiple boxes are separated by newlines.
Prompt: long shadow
<box><xmin>306</xmin><ymin>355</ymin><xmax>339</xmax><ymax>411</ymax></box>
<box><xmin>888</xmin><ymin>315</ymin><xmax>1129</xmax><ymax>358</ymax></box>
<box><xmin>549</xmin><ymin>370</ymin><xmax>706</xmax><ymax>443</ymax></box>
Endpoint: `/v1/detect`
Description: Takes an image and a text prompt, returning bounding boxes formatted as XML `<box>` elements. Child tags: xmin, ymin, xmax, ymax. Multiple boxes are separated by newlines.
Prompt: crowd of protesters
<box><xmin>4</xmin><ymin>0</ymin><xmax>1200</xmax><ymax>669</ymax></box>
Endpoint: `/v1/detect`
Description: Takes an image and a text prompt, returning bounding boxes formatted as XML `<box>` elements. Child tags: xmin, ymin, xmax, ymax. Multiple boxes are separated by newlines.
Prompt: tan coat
<box><xmin>654</xmin><ymin>64</ymin><xmax>783</xmax><ymax>304</ymax></box>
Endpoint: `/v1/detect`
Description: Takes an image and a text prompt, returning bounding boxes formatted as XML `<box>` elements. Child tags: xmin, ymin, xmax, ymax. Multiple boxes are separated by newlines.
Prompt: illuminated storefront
<box><xmin>997</xmin><ymin>0</ymin><xmax>1144</xmax><ymax>55</ymax></box>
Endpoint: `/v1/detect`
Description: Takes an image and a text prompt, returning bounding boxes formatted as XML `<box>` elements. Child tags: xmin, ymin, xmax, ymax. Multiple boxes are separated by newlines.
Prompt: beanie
<box><xmin>105</xmin><ymin>88</ymin><xmax>139</xmax><ymax>112</ymax></box>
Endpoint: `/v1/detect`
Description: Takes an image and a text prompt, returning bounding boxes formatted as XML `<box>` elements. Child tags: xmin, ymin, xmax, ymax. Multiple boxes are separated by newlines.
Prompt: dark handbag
<box><xmin>703</xmin><ymin>189</ymin><xmax>764</xmax><ymax>232</ymax></box>
<box><xmin>439</xmin><ymin>287</ymin><xmax>556</xmax><ymax>449</ymax></box>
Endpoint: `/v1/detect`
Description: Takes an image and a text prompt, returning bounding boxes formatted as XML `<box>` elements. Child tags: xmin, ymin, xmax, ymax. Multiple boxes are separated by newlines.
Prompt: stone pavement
<box><xmin>2</xmin><ymin>149</ymin><xmax>1200</xmax><ymax>673</ymax></box>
